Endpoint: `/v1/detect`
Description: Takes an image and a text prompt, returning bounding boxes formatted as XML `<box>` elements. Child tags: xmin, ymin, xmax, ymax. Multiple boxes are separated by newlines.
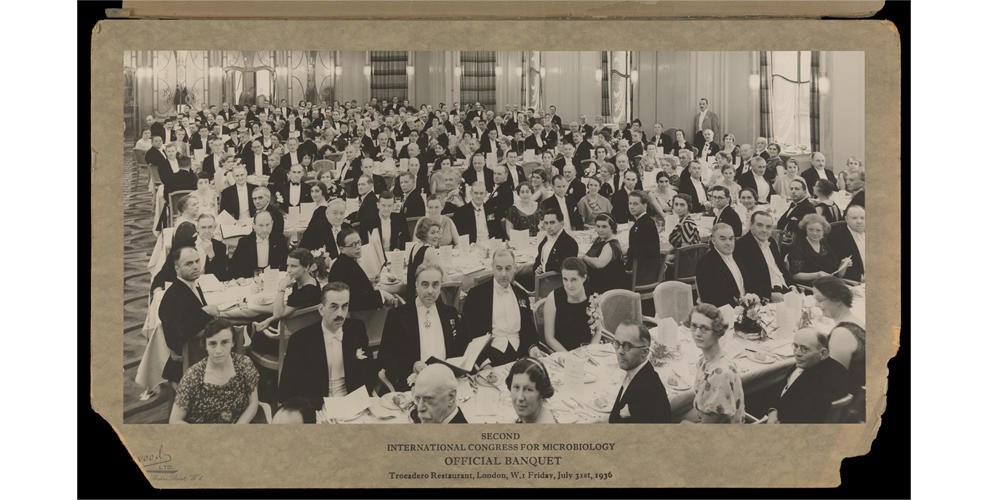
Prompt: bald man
<box><xmin>765</xmin><ymin>328</ymin><xmax>850</xmax><ymax>424</ymax></box>
<box><xmin>409</xmin><ymin>364</ymin><xmax>468</xmax><ymax>424</ymax></box>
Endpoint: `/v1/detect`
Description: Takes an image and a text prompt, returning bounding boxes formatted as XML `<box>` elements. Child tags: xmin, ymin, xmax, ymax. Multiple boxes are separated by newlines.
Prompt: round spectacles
<box><xmin>611</xmin><ymin>340</ymin><xmax>649</xmax><ymax>353</ymax></box>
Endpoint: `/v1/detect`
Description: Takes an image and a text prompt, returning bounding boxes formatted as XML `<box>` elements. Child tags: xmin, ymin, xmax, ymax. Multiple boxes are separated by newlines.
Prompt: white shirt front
<box><xmin>506</xmin><ymin>163</ymin><xmax>520</xmax><ymax>185</ymax></box>
<box><xmin>322</xmin><ymin>323</ymin><xmax>347</xmax><ymax>397</ymax></box>
<box><xmin>698</xmin><ymin>110</ymin><xmax>707</xmax><ymax>131</ymax></box>
<box><xmin>288</xmin><ymin>182</ymin><xmax>302</xmax><ymax>206</ymax></box>
<box><xmin>781</xmin><ymin>367</ymin><xmax>803</xmax><ymax>397</ymax></box>
<box><xmin>236</xmin><ymin>184</ymin><xmax>251</xmax><ymax>220</ymax></box>
<box><xmin>719</xmin><ymin>252</ymin><xmax>745</xmax><ymax>296</ymax></box>
<box><xmin>691</xmin><ymin>179</ymin><xmax>707</xmax><ymax>205</ymax></box>
<box><xmin>416</xmin><ymin>304</ymin><xmax>447</xmax><ymax>361</ymax></box>
<box><xmin>251</xmin><ymin>153</ymin><xmax>264</xmax><ymax>176</ymax></box>
<box><xmin>757</xmin><ymin>238</ymin><xmax>787</xmax><ymax>288</ymax></box>
<box><xmin>255</xmin><ymin>236</ymin><xmax>269</xmax><ymax>269</ymax></box>
<box><xmin>473</xmin><ymin>204</ymin><xmax>489</xmax><ymax>240</ymax></box>
<box><xmin>554</xmin><ymin>196</ymin><xmax>571</xmax><ymax>227</ymax></box>
<box><xmin>491</xmin><ymin>282</ymin><xmax>522</xmax><ymax>352</ymax></box>
<box><xmin>754</xmin><ymin>175</ymin><xmax>770</xmax><ymax>202</ymax></box>
<box><xmin>539</xmin><ymin>230</ymin><xmax>562</xmax><ymax>270</ymax></box>
<box><xmin>849</xmin><ymin>227</ymin><xmax>866</xmax><ymax>269</ymax></box>
<box><xmin>167</xmin><ymin>157</ymin><xmax>180</xmax><ymax>174</ymax></box>
<box><xmin>379</xmin><ymin>216</ymin><xmax>392</xmax><ymax>252</ymax></box>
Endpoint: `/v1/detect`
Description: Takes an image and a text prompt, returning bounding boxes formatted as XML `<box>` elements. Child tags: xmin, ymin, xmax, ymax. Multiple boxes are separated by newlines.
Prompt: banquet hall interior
<box><xmin>123</xmin><ymin>50</ymin><xmax>866</xmax><ymax>424</ymax></box>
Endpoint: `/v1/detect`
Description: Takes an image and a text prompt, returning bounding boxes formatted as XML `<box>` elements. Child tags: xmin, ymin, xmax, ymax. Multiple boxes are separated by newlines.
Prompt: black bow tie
<box><xmin>290</xmin><ymin>182</ymin><xmax>300</xmax><ymax>186</ymax></box>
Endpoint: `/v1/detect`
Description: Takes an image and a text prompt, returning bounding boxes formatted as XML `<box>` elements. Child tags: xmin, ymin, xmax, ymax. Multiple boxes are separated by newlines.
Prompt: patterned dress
<box><xmin>506</xmin><ymin>204</ymin><xmax>543</xmax><ymax>236</ymax></box>
<box><xmin>693</xmin><ymin>354</ymin><xmax>745</xmax><ymax>424</ymax></box>
<box><xmin>668</xmin><ymin>214</ymin><xmax>700</xmax><ymax>248</ymax></box>
<box><xmin>174</xmin><ymin>353</ymin><xmax>260</xmax><ymax>423</ymax></box>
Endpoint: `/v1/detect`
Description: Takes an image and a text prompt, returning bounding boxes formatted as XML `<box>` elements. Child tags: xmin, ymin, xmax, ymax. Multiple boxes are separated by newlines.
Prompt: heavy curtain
<box><xmin>759</xmin><ymin>50</ymin><xmax>774</xmax><ymax>140</ymax></box>
<box><xmin>809</xmin><ymin>51</ymin><xmax>821</xmax><ymax>153</ymax></box>
<box><xmin>601</xmin><ymin>51</ymin><xmax>610</xmax><ymax>119</ymax></box>
<box><xmin>460</xmin><ymin>51</ymin><xmax>496</xmax><ymax>108</ymax></box>
<box><xmin>370</xmin><ymin>51</ymin><xmax>408</xmax><ymax>101</ymax></box>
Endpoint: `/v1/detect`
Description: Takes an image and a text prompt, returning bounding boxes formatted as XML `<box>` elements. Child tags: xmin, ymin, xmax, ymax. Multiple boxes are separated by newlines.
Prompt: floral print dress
<box><xmin>174</xmin><ymin>353</ymin><xmax>260</xmax><ymax>423</ymax></box>
<box><xmin>693</xmin><ymin>354</ymin><xmax>745</xmax><ymax>424</ymax></box>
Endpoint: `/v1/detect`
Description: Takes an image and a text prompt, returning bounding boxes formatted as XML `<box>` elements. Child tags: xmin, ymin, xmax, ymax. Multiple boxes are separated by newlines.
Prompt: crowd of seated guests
<box><xmin>141</xmin><ymin>97</ymin><xmax>864</xmax><ymax>424</ymax></box>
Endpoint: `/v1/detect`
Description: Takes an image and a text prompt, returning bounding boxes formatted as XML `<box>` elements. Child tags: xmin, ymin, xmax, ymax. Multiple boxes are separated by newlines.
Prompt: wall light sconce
<box><xmin>631</xmin><ymin>69</ymin><xmax>638</xmax><ymax>80</ymax></box>
<box><xmin>818</xmin><ymin>76</ymin><xmax>831</xmax><ymax>95</ymax></box>
<box><xmin>539</xmin><ymin>68</ymin><xmax>546</xmax><ymax>78</ymax></box>
<box><xmin>335</xmin><ymin>66</ymin><xmax>343</xmax><ymax>76</ymax></box>
<box><xmin>748</xmin><ymin>74</ymin><xmax>761</xmax><ymax>90</ymax></box>
<box><xmin>454</xmin><ymin>66</ymin><xmax>462</xmax><ymax>77</ymax></box>
<box><xmin>595</xmin><ymin>69</ymin><xmax>603</xmax><ymax>82</ymax></box>
<box><xmin>363</xmin><ymin>65</ymin><xmax>371</xmax><ymax>77</ymax></box>
<box><xmin>406</xmin><ymin>65</ymin><xmax>414</xmax><ymax>76</ymax></box>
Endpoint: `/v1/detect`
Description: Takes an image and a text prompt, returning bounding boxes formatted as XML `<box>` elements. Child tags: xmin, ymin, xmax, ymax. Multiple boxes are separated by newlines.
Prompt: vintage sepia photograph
<box><xmin>122</xmin><ymin>49</ymin><xmax>867</xmax><ymax>427</ymax></box>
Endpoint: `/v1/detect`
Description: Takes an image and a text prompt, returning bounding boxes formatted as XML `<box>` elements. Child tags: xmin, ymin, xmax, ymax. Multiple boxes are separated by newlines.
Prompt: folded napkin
<box><xmin>324</xmin><ymin>386</ymin><xmax>371</xmax><ymax>421</ymax></box>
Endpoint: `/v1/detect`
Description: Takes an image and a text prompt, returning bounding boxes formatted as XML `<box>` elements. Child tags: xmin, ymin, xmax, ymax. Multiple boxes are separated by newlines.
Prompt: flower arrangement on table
<box><xmin>309</xmin><ymin>248</ymin><xmax>332</xmax><ymax>281</ymax></box>
<box><xmin>732</xmin><ymin>293</ymin><xmax>777</xmax><ymax>341</ymax></box>
<box><xmin>585</xmin><ymin>293</ymin><xmax>605</xmax><ymax>340</ymax></box>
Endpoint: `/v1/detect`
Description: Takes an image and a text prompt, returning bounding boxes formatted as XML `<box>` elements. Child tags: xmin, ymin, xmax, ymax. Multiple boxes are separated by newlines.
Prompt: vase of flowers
<box><xmin>585</xmin><ymin>293</ymin><xmax>604</xmax><ymax>340</ymax></box>
<box><xmin>733</xmin><ymin>294</ymin><xmax>777</xmax><ymax>341</ymax></box>
<box><xmin>309</xmin><ymin>248</ymin><xmax>332</xmax><ymax>281</ymax></box>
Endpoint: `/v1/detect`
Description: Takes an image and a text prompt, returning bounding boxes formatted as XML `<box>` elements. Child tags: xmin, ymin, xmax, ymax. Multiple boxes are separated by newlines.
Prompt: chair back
<box><xmin>167</xmin><ymin>189</ymin><xmax>195</xmax><ymax>227</ymax></box>
<box><xmin>521</xmin><ymin>161</ymin><xmax>542</xmax><ymax>179</ymax></box>
<box><xmin>276</xmin><ymin>306</ymin><xmax>322</xmax><ymax>384</ymax></box>
<box><xmin>673</xmin><ymin>243</ymin><xmax>709</xmax><ymax>284</ymax></box>
<box><xmin>824</xmin><ymin>393</ymin><xmax>854</xmax><ymax>423</ymax></box>
<box><xmin>406</xmin><ymin>216</ymin><xmax>422</xmax><ymax>240</ymax></box>
<box><xmin>534</xmin><ymin>270</ymin><xmax>562</xmax><ymax>300</ymax></box>
<box><xmin>343</xmin><ymin>178</ymin><xmax>358</xmax><ymax>198</ymax></box>
<box><xmin>599</xmin><ymin>289</ymin><xmax>641</xmax><ymax>335</ymax></box>
<box><xmin>349</xmin><ymin>307</ymin><xmax>390</xmax><ymax>349</ymax></box>
<box><xmin>257</xmin><ymin>401</ymin><xmax>273</xmax><ymax>424</ymax></box>
<box><xmin>182</xmin><ymin>324</ymin><xmax>247</xmax><ymax>373</ymax></box>
<box><xmin>653</xmin><ymin>281</ymin><xmax>693</xmax><ymax>321</ymax></box>
<box><xmin>532</xmin><ymin>295</ymin><xmax>547</xmax><ymax>341</ymax></box>
<box><xmin>631</xmin><ymin>254</ymin><xmax>666</xmax><ymax>292</ymax></box>
<box><xmin>133</xmin><ymin>148</ymin><xmax>149</xmax><ymax>167</ymax></box>
<box><xmin>148</xmin><ymin>162</ymin><xmax>163</xmax><ymax>185</ymax></box>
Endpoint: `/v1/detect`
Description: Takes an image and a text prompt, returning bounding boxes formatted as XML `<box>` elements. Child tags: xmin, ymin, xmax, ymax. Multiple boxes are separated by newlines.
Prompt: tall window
<box><xmin>460</xmin><ymin>51</ymin><xmax>496</xmax><ymax>108</ymax></box>
<box><xmin>768</xmin><ymin>51</ymin><xmax>814</xmax><ymax>152</ymax></box>
<box><xmin>370</xmin><ymin>51</ymin><xmax>408</xmax><ymax>101</ymax></box>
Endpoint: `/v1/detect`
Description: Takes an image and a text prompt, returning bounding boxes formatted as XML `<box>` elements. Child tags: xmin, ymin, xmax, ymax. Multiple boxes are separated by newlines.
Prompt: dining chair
<box><xmin>133</xmin><ymin>148</ymin><xmax>148</xmax><ymax>167</ymax></box>
<box><xmin>630</xmin><ymin>254</ymin><xmax>667</xmax><ymax>301</ymax></box>
<box><xmin>257</xmin><ymin>401</ymin><xmax>273</xmax><ymax>424</ymax></box>
<box><xmin>520</xmin><ymin>161</ymin><xmax>541</xmax><ymax>179</ymax></box>
<box><xmin>406</xmin><ymin>216</ymin><xmax>422</xmax><ymax>240</ymax></box>
<box><xmin>824</xmin><ymin>394</ymin><xmax>854</xmax><ymax>423</ymax></box>
<box><xmin>652</xmin><ymin>281</ymin><xmax>694</xmax><ymax>321</ymax></box>
<box><xmin>672</xmin><ymin>243</ymin><xmax>709</xmax><ymax>291</ymax></box>
<box><xmin>598</xmin><ymin>289</ymin><xmax>642</xmax><ymax>335</ymax></box>
<box><xmin>167</xmin><ymin>189</ymin><xmax>195</xmax><ymax>227</ymax></box>
<box><xmin>375</xmin><ymin>368</ymin><xmax>396</xmax><ymax>396</ymax></box>
<box><xmin>349</xmin><ymin>307</ymin><xmax>390</xmax><ymax>349</ymax></box>
<box><xmin>534</xmin><ymin>270</ymin><xmax>562</xmax><ymax>300</ymax></box>
<box><xmin>246</xmin><ymin>306</ymin><xmax>321</xmax><ymax>385</ymax></box>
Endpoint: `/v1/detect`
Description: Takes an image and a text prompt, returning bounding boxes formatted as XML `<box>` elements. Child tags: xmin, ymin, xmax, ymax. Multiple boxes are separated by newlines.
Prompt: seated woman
<box><xmin>134</xmin><ymin>129</ymin><xmax>153</xmax><ymax>152</ymax></box>
<box><xmin>250</xmin><ymin>248</ymin><xmax>323</xmax><ymax>356</ymax></box>
<box><xmin>649</xmin><ymin>171</ymin><xmax>675</xmax><ymax>219</ymax></box>
<box><xmin>734</xmin><ymin>187</ymin><xmax>760</xmax><ymax>235</ymax></box>
<box><xmin>169</xmin><ymin>318</ymin><xmax>260</xmax><ymax>424</ymax></box>
<box><xmin>687</xmin><ymin>303</ymin><xmax>745</xmax><ymax>424</ymax></box>
<box><xmin>506</xmin><ymin>181</ymin><xmax>543</xmax><ymax>237</ymax></box>
<box><xmin>668</xmin><ymin>193</ymin><xmax>701</xmax><ymax>249</ymax></box>
<box><xmin>405</xmin><ymin>218</ymin><xmax>442</xmax><ymax>302</ymax></box>
<box><xmin>191</xmin><ymin>171</ymin><xmax>220</xmax><ymax>217</ymax></box>
<box><xmin>576</xmin><ymin>177</ymin><xmax>613</xmax><ymax>226</ymax></box>
<box><xmin>171</xmin><ymin>127</ymin><xmax>191</xmax><ymax>158</ymax></box>
<box><xmin>787</xmin><ymin>214</ymin><xmax>853</xmax><ymax>285</ymax></box>
<box><xmin>543</xmin><ymin>257</ymin><xmax>598</xmax><ymax>352</ymax></box>
<box><xmin>430</xmin><ymin>166</ymin><xmax>465</xmax><ymax>213</ymax></box>
<box><xmin>150</xmin><ymin>221</ymin><xmax>198</xmax><ymax>296</ymax></box>
<box><xmin>773</xmin><ymin>158</ymin><xmax>801</xmax><ymax>199</ymax></box>
<box><xmin>580</xmin><ymin>214</ymin><xmax>628</xmax><ymax>294</ymax></box>
<box><xmin>596</xmin><ymin>162</ymin><xmax>617</xmax><ymax>199</ymax></box>
<box><xmin>308</xmin><ymin>181</ymin><xmax>329</xmax><ymax>209</ymax></box>
<box><xmin>812</xmin><ymin>276</ymin><xmax>865</xmax><ymax>402</ymax></box>
<box><xmin>718</xmin><ymin>164</ymin><xmax>741</xmax><ymax>205</ymax></box>
<box><xmin>528</xmin><ymin>169</ymin><xmax>553</xmax><ymax>203</ymax></box>
<box><xmin>423</xmin><ymin>194</ymin><xmax>461</xmax><ymax>247</ymax></box>
<box><xmin>505</xmin><ymin>357</ymin><xmax>558</xmax><ymax>424</ymax></box>
<box><xmin>174</xmin><ymin>194</ymin><xmax>201</xmax><ymax>228</ymax></box>
<box><xmin>610</xmin><ymin>170</ymin><xmax>640</xmax><ymax>224</ymax></box>
<box><xmin>315</xmin><ymin>167</ymin><xmax>346</xmax><ymax>200</ymax></box>
<box><xmin>669</xmin><ymin>129</ymin><xmax>697</xmax><ymax>157</ymax></box>
<box><xmin>812</xmin><ymin>179</ymin><xmax>843</xmax><ymax>223</ymax></box>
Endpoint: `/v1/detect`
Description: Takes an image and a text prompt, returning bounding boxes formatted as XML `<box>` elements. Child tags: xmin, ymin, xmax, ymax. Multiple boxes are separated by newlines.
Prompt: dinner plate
<box><xmin>588</xmin><ymin>395</ymin><xmax>613</xmax><ymax>413</ymax></box>
<box><xmin>746</xmin><ymin>351</ymin><xmax>778</xmax><ymax>364</ymax></box>
<box><xmin>664</xmin><ymin>375</ymin><xmax>692</xmax><ymax>392</ymax></box>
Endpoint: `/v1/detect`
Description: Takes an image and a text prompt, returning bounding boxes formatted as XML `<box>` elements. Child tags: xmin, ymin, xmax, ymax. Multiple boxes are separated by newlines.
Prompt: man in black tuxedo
<box><xmin>161</xmin><ymin>145</ymin><xmax>197</xmax><ymax>199</ymax></box>
<box><xmin>453</xmin><ymin>181</ymin><xmax>502</xmax><ymax>243</ymax></box>
<box><xmin>532</xmin><ymin>209</ymin><xmax>579</xmax><ymax>277</ymax></box>
<box><xmin>190</xmin><ymin>125</ymin><xmax>211</xmax><ymax>152</ymax></box>
<box><xmin>363</xmin><ymin>191</ymin><xmax>408</xmax><ymax>255</ymax></box>
<box><xmin>765</xmin><ymin>328</ymin><xmax>850</xmax><ymax>424</ymax></box>
<box><xmin>145</xmin><ymin>136</ymin><xmax>169</xmax><ymax>179</ymax></box>
<box><xmin>548</xmin><ymin>105</ymin><xmax>562</xmax><ymax>130</ymax></box>
<box><xmin>195</xmin><ymin>214</ymin><xmax>230</xmax><ymax>281</ymax></box>
<box><xmin>734</xmin><ymin>211</ymin><xmax>791</xmax><ymax>303</ymax></box>
<box><xmin>542</xmin><ymin>121</ymin><xmax>559</xmax><ymax>150</ymax></box>
<box><xmin>250</xmin><ymin>186</ymin><xmax>285</xmax><ymax>237</ymax></box>
<box><xmin>696</xmin><ymin>223</ymin><xmax>745</xmax><ymax>307</ymax></box>
<box><xmin>828</xmin><ymin>205</ymin><xmax>865</xmax><ymax>282</ymax></box>
<box><xmin>242</xmin><ymin>140</ymin><xmax>269</xmax><ymax>178</ymax></box>
<box><xmin>398</xmin><ymin>172</ymin><xmax>426</xmax><ymax>220</ymax></box>
<box><xmin>485</xmin><ymin>169</ymin><xmax>514</xmax><ymax>232</ymax></box>
<box><xmin>571</xmin><ymin>132</ymin><xmax>595</xmax><ymax>175</ymax></box>
<box><xmin>608</xmin><ymin>320</ymin><xmax>671</xmax><ymax>423</ymax></box>
<box><xmin>737</xmin><ymin>157</ymin><xmax>773</xmax><ymax>204</ymax></box>
<box><xmin>524</xmin><ymin>123</ymin><xmax>547</xmax><ymax>155</ymax></box>
<box><xmin>461</xmin><ymin>153</ymin><xmax>494</xmax><ymax>193</ymax></box>
<box><xmin>274</xmin><ymin>163</ymin><xmax>308</xmax><ymax>213</ymax></box>
<box><xmin>776</xmin><ymin>178</ymin><xmax>814</xmax><ymax>250</ymax></box>
<box><xmin>799</xmin><ymin>152</ymin><xmax>838</xmax><ymax>196</ymax></box>
<box><xmin>277</xmin><ymin>282</ymin><xmax>376</xmax><ymax>408</ymax></box>
<box><xmin>379</xmin><ymin>263</ymin><xmax>467</xmax><ymax>391</ymax></box>
<box><xmin>845</xmin><ymin>170</ymin><xmax>865</xmax><ymax>208</ymax></box>
<box><xmin>650</xmin><ymin>123</ymin><xmax>673</xmax><ymax>154</ymax></box>
<box><xmin>561</xmin><ymin>164</ymin><xmax>586</xmax><ymax>208</ymax></box>
<box><xmin>146</xmin><ymin>115</ymin><xmax>166</xmax><ymax>143</ymax></box>
<box><xmin>201</xmin><ymin>139</ymin><xmax>225</xmax><ymax>178</ymax></box>
<box><xmin>327</xmin><ymin>228</ymin><xmax>404</xmax><ymax>312</ymax></box>
<box><xmin>707</xmin><ymin>185</ymin><xmax>742</xmax><ymax>236</ymax></box>
<box><xmin>626</xmin><ymin>191</ymin><xmax>660</xmax><ymax>267</ymax></box>
<box><xmin>158</xmin><ymin>246</ymin><xmax>219</xmax><ymax>383</ymax></box>
<box><xmin>299</xmin><ymin>199</ymin><xmax>352</xmax><ymax>259</ymax></box>
<box><xmin>478</xmin><ymin>128</ymin><xmax>503</xmax><ymax>161</ymax></box>
<box><xmin>229</xmin><ymin>211</ymin><xmax>289</xmax><ymax>279</ymax></box>
<box><xmin>460</xmin><ymin>248</ymin><xmax>544</xmax><ymax>366</ymax></box>
<box><xmin>353</xmin><ymin>175</ymin><xmax>379</xmax><ymax>243</ymax></box>
<box><xmin>219</xmin><ymin>165</ymin><xmax>258</xmax><ymax>222</ymax></box>
<box><xmin>733</xmin><ymin>144</ymin><xmax>754</xmax><ymax>176</ymax></box>
<box><xmin>541</xmin><ymin>175</ymin><xmax>584</xmax><ymax>231</ymax></box>
<box><xmin>409</xmin><ymin>364</ymin><xmax>469</xmax><ymax>424</ymax></box>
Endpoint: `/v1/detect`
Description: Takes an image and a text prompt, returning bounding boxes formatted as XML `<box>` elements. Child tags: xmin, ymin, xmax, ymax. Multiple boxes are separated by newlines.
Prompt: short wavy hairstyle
<box><xmin>414</xmin><ymin>217</ymin><xmax>442</xmax><ymax>243</ymax></box>
<box><xmin>799</xmin><ymin>213</ymin><xmax>831</xmax><ymax>235</ymax></box>
<box><xmin>687</xmin><ymin>303</ymin><xmax>729</xmax><ymax>338</ymax></box>
<box><xmin>505</xmin><ymin>357</ymin><xmax>555</xmax><ymax>399</ymax></box>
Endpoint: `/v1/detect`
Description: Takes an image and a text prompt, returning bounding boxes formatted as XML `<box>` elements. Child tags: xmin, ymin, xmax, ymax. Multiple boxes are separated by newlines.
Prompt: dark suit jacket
<box><xmin>524</xmin><ymin>134</ymin><xmax>547</xmax><ymax>154</ymax></box>
<box><xmin>695</xmin><ymin>248</ymin><xmax>743</xmax><ymax>307</ymax></box>
<box><xmin>610</xmin><ymin>188</ymin><xmax>635</xmax><ymax>225</ymax></box>
<box><xmin>145</xmin><ymin>147</ymin><xmax>170</xmax><ymax>180</ymax></box>
<box><xmin>498</xmin><ymin>163</ymin><xmax>526</xmax><ymax>191</ymax></box>
<box><xmin>627</xmin><ymin>213</ymin><xmax>660</xmax><ymax>264</ymax></box>
<box><xmin>800</xmin><ymin>167</ymin><xmax>838</xmax><ymax>196</ymax></box>
<box><xmin>572</xmin><ymin>141</ymin><xmax>594</xmax><ymax>175</ymax></box>
<box><xmin>776</xmin><ymin>199</ymin><xmax>816</xmax><ymax>241</ymax></box>
<box><xmin>651</xmin><ymin>132</ymin><xmax>673</xmax><ymax>154</ymax></box>
<box><xmin>734</xmin><ymin>233</ymin><xmax>789</xmax><ymax>297</ymax></box>
<box><xmin>162</xmin><ymin>169</ymin><xmax>198</xmax><ymax>198</ymax></box>
<box><xmin>678</xmin><ymin>175</ymin><xmax>708</xmax><ymax>213</ymax></box>
<box><xmin>219</xmin><ymin>183</ymin><xmax>259</xmax><ymax>221</ymax></box>
<box><xmin>229</xmin><ymin>232</ymin><xmax>289</xmax><ymax>279</ymax></box>
<box><xmin>533</xmin><ymin>230</ymin><xmax>579</xmax><ymax>273</ymax></box>
<box><xmin>828</xmin><ymin>222</ymin><xmax>864</xmax><ymax>282</ymax></box>
<box><xmin>452</xmin><ymin>203</ymin><xmax>502</xmax><ymax>243</ymax></box>
<box><xmin>327</xmin><ymin>256</ymin><xmax>384</xmax><ymax>312</ymax></box>
<box><xmin>711</xmin><ymin>205</ymin><xmax>743</xmax><ymax>236</ymax></box>
<box><xmin>459</xmin><ymin>281</ymin><xmax>539</xmax><ymax>366</ymax></box>
<box><xmin>461</xmin><ymin>166</ymin><xmax>495</xmax><ymax>192</ymax></box>
<box><xmin>203</xmin><ymin>239</ymin><xmax>231</xmax><ymax>281</ymax></box>
<box><xmin>277</xmin><ymin>319</ymin><xmax>374</xmax><ymax>408</ymax></box>
<box><xmin>158</xmin><ymin>280</ymin><xmax>212</xmax><ymax>356</ymax></box>
<box><xmin>363</xmin><ymin>214</ymin><xmax>408</xmax><ymax>253</ymax></box>
<box><xmin>379</xmin><ymin>302</ymin><xmax>466</xmax><ymax>390</ymax></box>
<box><xmin>484</xmin><ymin>184</ymin><xmax>514</xmax><ymax>234</ymax></box>
<box><xmin>540</xmin><ymin>196</ymin><xmax>584</xmax><ymax>231</ymax></box>
<box><xmin>737</xmin><ymin>172</ymin><xmax>773</xmax><ymax>203</ymax></box>
<box><xmin>354</xmin><ymin>191</ymin><xmax>379</xmax><ymax>243</ymax></box>
<box><xmin>565</xmin><ymin>178</ymin><xmax>586</xmax><ymax>208</ymax></box>
<box><xmin>242</xmin><ymin>152</ymin><xmax>271</xmax><ymax>178</ymax></box>
<box><xmin>849</xmin><ymin>189</ymin><xmax>865</xmax><ymax>208</ymax></box>
<box><xmin>477</xmin><ymin>137</ymin><xmax>503</xmax><ymax>160</ymax></box>
<box><xmin>400</xmin><ymin>190</ymin><xmax>426</xmax><ymax>220</ymax></box>
<box><xmin>274</xmin><ymin>181</ymin><xmax>310</xmax><ymax>212</ymax></box>
<box><xmin>201</xmin><ymin>153</ymin><xmax>222</xmax><ymax>178</ymax></box>
<box><xmin>299</xmin><ymin>209</ymin><xmax>352</xmax><ymax>260</ymax></box>
<box><xmin>774</xmin><ymin>357</ymin><xmax>850</xmax><ymax>423</ymax></box>
<box><xmin>150</xmin><ymin>122</ymin><xmax>166</xmax><ymax>143</ymax></box>
<box><xmin>609</xmin><ymin>362</ymin><xmax>672</xmax><ymax>423</ymax></box>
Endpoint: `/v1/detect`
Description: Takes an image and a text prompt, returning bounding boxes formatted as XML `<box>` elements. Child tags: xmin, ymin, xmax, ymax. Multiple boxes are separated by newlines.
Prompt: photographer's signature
<box><xmin>139</xmin><ymin>445</ymin><xmax>203</xmax><ymax>481</ymax></box>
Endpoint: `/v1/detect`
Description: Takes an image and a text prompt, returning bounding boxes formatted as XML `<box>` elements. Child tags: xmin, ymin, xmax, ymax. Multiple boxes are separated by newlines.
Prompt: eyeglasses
<box><xmin>343</xmin><ymin>241</ymin><xmax>362</xmax><ymax>248</ymax></box>
<box><xmin>611</xmin><ymin>340</ymin><xmax>649</xmax><ymax>353</ymax></box>
<box><xmin>688</xmin><ymin>324</ymin><xmax>714</xmax><ymax>333</ymax></box>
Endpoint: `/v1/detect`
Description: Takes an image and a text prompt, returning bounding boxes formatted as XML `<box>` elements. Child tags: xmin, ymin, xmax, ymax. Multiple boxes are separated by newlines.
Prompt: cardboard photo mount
<box><xmin>92</xmin><ymin>6</ymin><xmax>901</xmax><ymax>489</ymax></box>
